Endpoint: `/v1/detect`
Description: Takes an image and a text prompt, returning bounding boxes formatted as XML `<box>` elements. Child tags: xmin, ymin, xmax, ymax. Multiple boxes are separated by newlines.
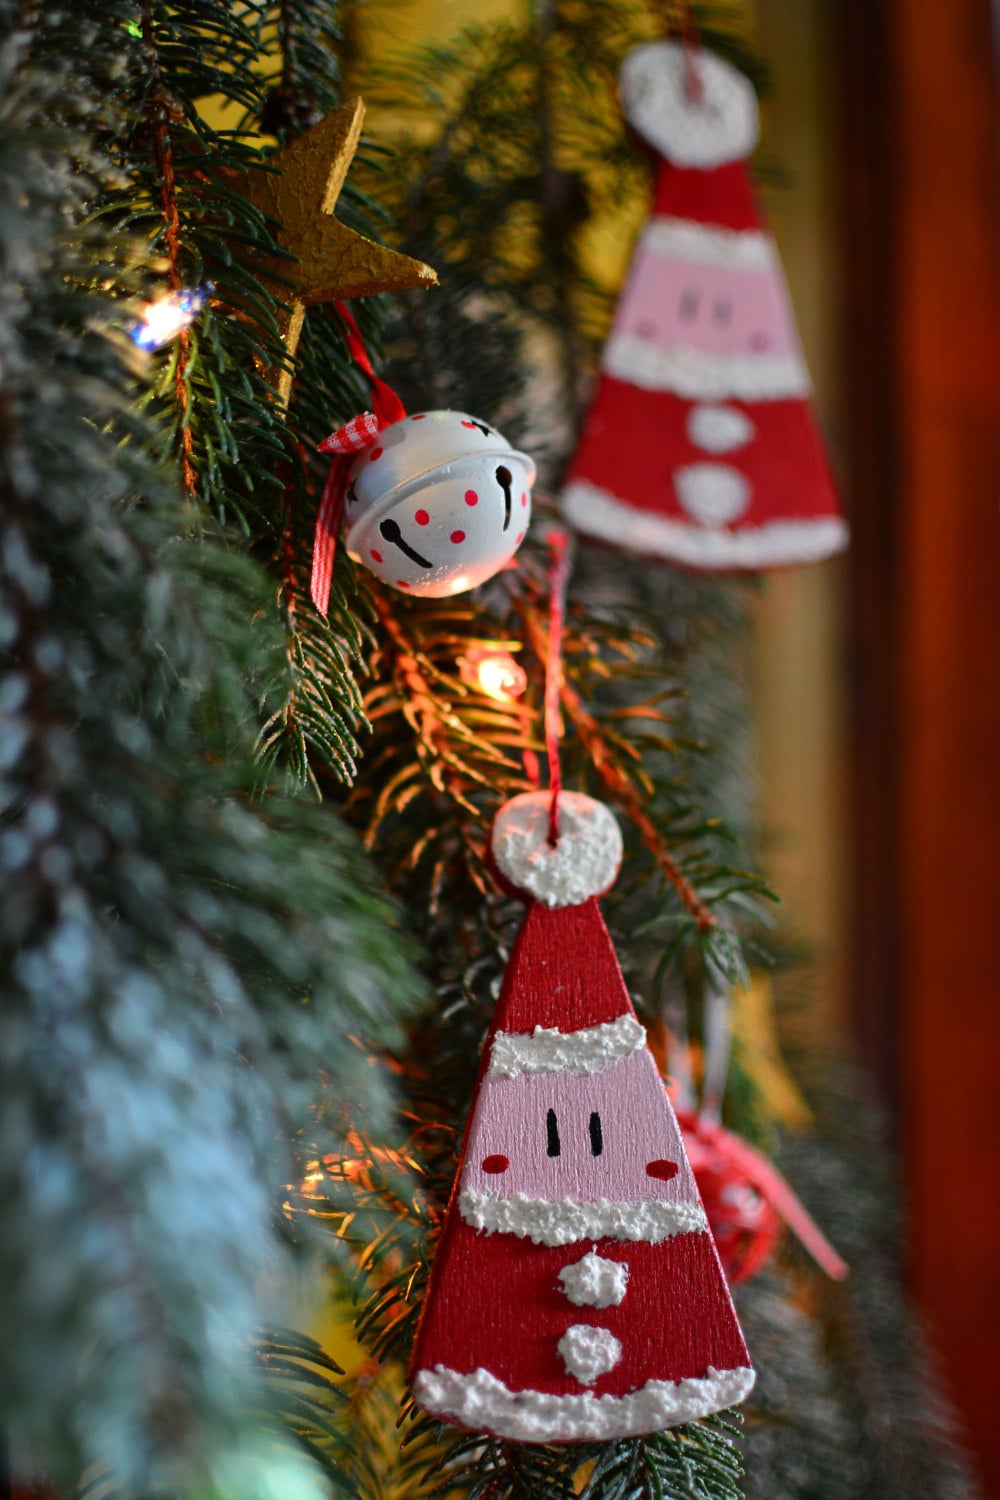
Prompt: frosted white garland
<box><xmin>558</xmin><ymin>1324</ymin><xmax>623</xmax><ymax>1386</ymax></box>
<box><xmin>558</xmin><ymin>1251</ymin><xmax>629</xmax><ymax>1308</ymax></box>
<box><xmin>675</xmin><ymin>463</ymin><xmax>750</xmax><ymax>527</ymax></box>
<box><xmin>562</xmin><ymin>479</ymin><xmax>850</xmax><ymax>568</ymax></box>
<box><xmin>602</xmin><ymin>335</ymin><xmax>811</xmax><ymax>400</ymax></box>
<box><xmin>491</xmin><ymin>791</ymin><xmax>622</xmax><ymax>907</ymax></box>
<box><xmin>619</xmin><ymin>42</ymin><xmax>759</xmax><ymax>168</ymax></box>
<box><xmin>640</xmin><ymin>218</ymin><xmax>774</xmax><ymax>270</ymax></box>
<box><xmin>686</xmin><ymin>403</ymin><xmax>755</xmax><ymax>454</ymax></box>
<box><xmin>488</xmin><ymin>1014</ymin><xmax>645</xmax><ymax>1078</ymax></box>
<box><xmin>412</xmin><ymin>1363</ymin><xmax>756</xmax><ymax>1441</ymax></box>
<box><xmin>459</xmin><ymin>1189</ymin><xmax>707</xmax><ymax>1246</ymax></box>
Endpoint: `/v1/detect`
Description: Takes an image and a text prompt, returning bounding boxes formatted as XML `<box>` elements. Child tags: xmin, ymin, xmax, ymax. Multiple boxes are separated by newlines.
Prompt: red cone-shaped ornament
<box><xmin>561</xmin><ymin>41</ymin><xmax>848</xmax><ymax>570</ymax></box>
<box><xmin>410</xmin><ymin>792</ymin><xmax>753</xmax><ymax>1442</ymax></box>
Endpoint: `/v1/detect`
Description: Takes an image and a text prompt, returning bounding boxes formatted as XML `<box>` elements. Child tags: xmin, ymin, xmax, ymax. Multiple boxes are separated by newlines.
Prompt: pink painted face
<box><xmin>461</xmin><ymin>1050</ymin><xmax>699</xmax><ymax>1203</ymax></box>
<box><xmin>617</xmin><ymin>250</ymin><xmax>800</xmax><ymax>357</ymax></box>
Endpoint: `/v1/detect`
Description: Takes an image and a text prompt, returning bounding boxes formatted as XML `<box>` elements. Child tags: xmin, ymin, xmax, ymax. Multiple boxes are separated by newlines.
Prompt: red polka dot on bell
<box><xmin>464</xmin><ymin>490</ymin><xmax>479</xmax><ymax>506</ymax></box>
<box><xmin>397</xmin><ymin>579</ymin><xmax>410</xmax><ymax>589</ymax></box>
<box><xmin>415</xmin><ymin>509</ymin><xmax>430</xmax><ymax>526</ymax></box>
<box><xmin>450</xmin><ymin>530</ymin><xmax>466</xmax><ymax>544</ymax></box>
<box><xmin>411</xmin><ymin>414</ymin><xmax>426</xmax><ymax>420</ymax></box>
<box><xmin>521</xmin><ymin>492</ymin><xmax>528</xmax><ymax>507</ymax></box>
<box><xmin>370</xmin><ymin>549</ymin><xmax>383</xmax><ymax>563</ymax></box>
<box><xmin>370</xmin><ymin>446</ymin><xmax>383</xmax><ymax>460</ymax></box>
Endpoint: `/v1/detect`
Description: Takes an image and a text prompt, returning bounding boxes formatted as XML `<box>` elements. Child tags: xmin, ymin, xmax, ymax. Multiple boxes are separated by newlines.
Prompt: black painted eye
<box><xmin>346</xmin><ymin>480</ymin><xmax>359</xmax><ymax>505</ymax></box>
<box><xmin>496</xmin><ymin>465</ymin><xmax>513</xmax><ymax>531</ymax></box>
<box><xmin>680</xmin><ymin>289</ymin><xmax>700</xmax><ymax>321</ymax></box>
<box><xmin>546</xmin><ymin>1108</ymin><xmax>561</xmax><ymax>1157</ymax></box>
<box><xmin>589</xmin><ymin>1112</ymin><xmax>603</xmax><ymax>1157</ymax></box>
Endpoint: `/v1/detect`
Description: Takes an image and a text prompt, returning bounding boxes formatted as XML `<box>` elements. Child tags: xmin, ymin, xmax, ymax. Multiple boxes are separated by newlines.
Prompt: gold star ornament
<box><xmin>227</xmin><ymin>98</ymin><xmax>437</xmax><ymax>405</ymax></box>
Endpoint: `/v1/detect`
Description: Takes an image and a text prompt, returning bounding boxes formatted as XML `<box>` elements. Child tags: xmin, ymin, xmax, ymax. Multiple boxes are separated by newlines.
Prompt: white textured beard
<box><xmin>459</xmin><ymin>1189</ymin><xmax>707</xmax><ymax>1246</ymax></box>
<box><xmin>602</xmin><ymin>336</ymin><xmax>812</xmax><ymax>401</ymax></box>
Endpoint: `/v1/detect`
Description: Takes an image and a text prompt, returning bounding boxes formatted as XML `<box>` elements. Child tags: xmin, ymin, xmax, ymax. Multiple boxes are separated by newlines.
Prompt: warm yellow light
<box><xmin>461</xmin><ymin>647</ymin><xmax>527</xmax><ymax>703</ymax></box>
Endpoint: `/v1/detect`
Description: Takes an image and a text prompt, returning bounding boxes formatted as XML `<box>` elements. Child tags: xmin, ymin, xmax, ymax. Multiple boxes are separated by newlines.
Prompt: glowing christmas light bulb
<box><xmin>461</xmin><ymin>648</ymin><xmax>528</xmax><ymax>703</ymax></box>
<box><xmin>131</xmin><ymin>282</ymin><xmax>213</xmax><ymax>352</ymax></box>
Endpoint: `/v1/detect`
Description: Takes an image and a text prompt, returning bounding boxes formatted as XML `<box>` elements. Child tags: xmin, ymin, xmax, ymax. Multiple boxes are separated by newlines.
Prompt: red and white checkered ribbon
<box><xmin>317</xmin><ymin>412</ymin><xmax>381</xmax><ymax>457</ymax></box>
<box><xmin>310</xmin><ymin>413</ymin><xmax>383</xmax><ymax>616</ymax></box>
<box><xmin>309</xmin><ymin>303</ymin><xmax>407</xmax><ymax>617</ymax></box>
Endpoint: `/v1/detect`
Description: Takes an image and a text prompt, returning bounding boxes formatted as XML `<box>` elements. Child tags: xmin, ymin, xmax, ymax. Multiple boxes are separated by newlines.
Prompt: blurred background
<box><xmin>349</xmin><ymin>0</ymin><xmax>1000</xmax><ymax>1486</ymax></box>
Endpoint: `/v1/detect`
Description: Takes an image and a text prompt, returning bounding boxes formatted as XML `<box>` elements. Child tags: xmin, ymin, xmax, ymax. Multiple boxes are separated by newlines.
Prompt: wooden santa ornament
<box><xmin>410</xmin><ymin>791</ymin><xmax>754</xmax><ymax>1442</ymax></box>
<box><xmin>561</xmin><ymin>41</ymin><xmax>848</xmax><ymax>569</ymax></box>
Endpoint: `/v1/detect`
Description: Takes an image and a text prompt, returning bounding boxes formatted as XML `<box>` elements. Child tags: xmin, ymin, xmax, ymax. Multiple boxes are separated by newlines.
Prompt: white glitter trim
<box><xmin>562</xmin><ymin>479</ymin><xmax>849</xmax><ymax>569</ymax></box>
<box><xmin>558</xmin><ymin>1251</ymin><xmax>629</xmax><ymax>1308</ymax></box>
<box><xmin>491</xmin><ymin>791</ymin><xmax>622</xmax><ymax>907</ymax></box>
<box><xmin>640</xmin><ymin>218</ymin><xmax>774</xmax><ymax>270</ymax></box>
<box><xmin>412</xmin><ymin>1362</ymin><xmax>756</xmax><ymax>1441</ymax></box>
<box><xmin>603</xmin><ymin>335</ymin><xmax>811</xmax><ymax>400</ymax></box>
<box><xmin>559</xmin><ymin>1325</ymin><xmax>623</xmax><ymax>1386</ymax></box>
<box><xmin>687</xmin><ymin>403</ymin><xmax>755</xmax><ymax>454</ymax></box>
<box><xmin>489</xmin><ymin>1014</ymin><xmax>645</xmax><ymax>1078</ymax></box>
<box><xmin>459</xmin><ymin>1190</ymin><xmax>708</xmax><ymax>1246</ymax></box>
<box><xmin>620</xmin><ymin>41</ymin><xmax>758</xmax><ymax>169</ymax></box>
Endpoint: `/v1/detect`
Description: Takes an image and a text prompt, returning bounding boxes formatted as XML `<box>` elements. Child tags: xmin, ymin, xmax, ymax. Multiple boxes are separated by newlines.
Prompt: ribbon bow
<box><xmin>309</xmin><ymin>304</ymin><xmax>406</xmax><ymax>616</ymax></box>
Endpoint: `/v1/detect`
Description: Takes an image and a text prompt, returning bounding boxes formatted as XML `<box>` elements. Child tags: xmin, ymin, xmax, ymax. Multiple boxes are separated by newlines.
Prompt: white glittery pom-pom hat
<box><xmin>409</xmin><ymin>791</ymin><xmax>754</xmax><ymax>1445</ymax></box>
<box><xmin>484</xmin><ymin>790</ymin><xmax>630</xmax><ymax>1035</ymax></box>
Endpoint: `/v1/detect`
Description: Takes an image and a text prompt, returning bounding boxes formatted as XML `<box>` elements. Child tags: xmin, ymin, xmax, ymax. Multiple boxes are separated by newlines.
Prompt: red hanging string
<box><xmin>331</xmin><ymin>302</ymin><xmax>407</xmax><ymax>427</ymax></box>
<box><xmin>679</xmin><ymin>3</ymin><xmax>704</xmax><ymax>106</ymax></box>
<box><xmin>544</xmin><ymin>529</ymin><xmax>571</xmax><ymax>847</ymax></box>
<box><xmin>660</xmin><ymin>0</ymin><xmax>703</xmax><ymax>103</ymax></box>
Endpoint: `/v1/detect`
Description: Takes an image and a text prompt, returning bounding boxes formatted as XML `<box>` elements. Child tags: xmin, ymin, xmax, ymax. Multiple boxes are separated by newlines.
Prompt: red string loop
<box><xmin>660</xmin><ymin>0</ymin><xmax>704</xmax><ymax>103</ymax></box>
<box><xmin>680</xmin><ymin>6</ymin><xmax>703</xmax><ymax>105</ymax></box>
<box><xmin>544</xmin><ymin>529</ymin><xmax>571</xmax><ymax>847</ymax></box>
<box><xmin>332</xmin><ymin>301</ymin><xmax>407</xmax><ymax>427</ymax></box>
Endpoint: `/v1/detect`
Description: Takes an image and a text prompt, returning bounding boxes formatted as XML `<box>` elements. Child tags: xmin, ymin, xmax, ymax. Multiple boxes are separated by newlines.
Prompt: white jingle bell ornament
<box><xmin>310</xmin><ymin>306</ymin><xmax>538</xmax><ymax>615</ymax></box>
<box><xmin>343</xmin><ymin>410</ymin><xmax>535</xmax><ymax>597</ymax></box>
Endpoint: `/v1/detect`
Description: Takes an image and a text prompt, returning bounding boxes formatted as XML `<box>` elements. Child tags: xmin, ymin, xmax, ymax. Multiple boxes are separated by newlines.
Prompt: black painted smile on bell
<box><xmin>380</xmin><ymin>517</ymin><xmax>432</xmax><ymax>569</ymax></box>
